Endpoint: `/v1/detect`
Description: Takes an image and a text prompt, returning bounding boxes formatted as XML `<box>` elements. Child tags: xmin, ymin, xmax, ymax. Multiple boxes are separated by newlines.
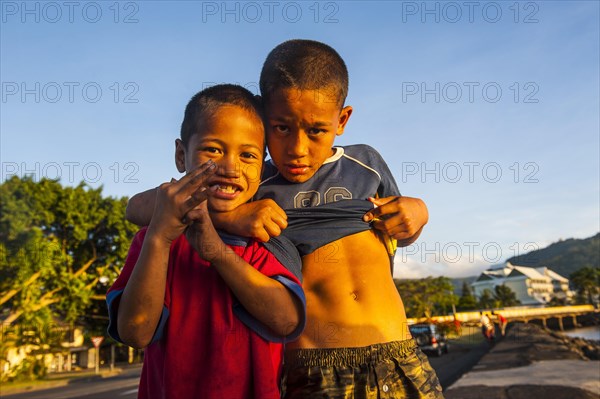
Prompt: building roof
<box><xmin>544</xmin><ymin>268</ymin><xmax>569</xmax><ymax>282</ymax></box>
<box><xmin>482</xmin><ymin>262</ymin><xmax>568</xmax><ymax>282</ymax></box>
<box><xmin>508</xmin><ymin>265</ymin><xmax>548</xmax><ymax>280</ymax></box>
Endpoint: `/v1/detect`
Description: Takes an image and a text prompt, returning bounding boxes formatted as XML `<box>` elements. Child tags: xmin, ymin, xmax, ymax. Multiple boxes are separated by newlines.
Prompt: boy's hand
<box><xmin>362</xmin><ymin>196</ymin><xmax>428</xmax><ymax>244</ymax></box>
<box><xmin>184</xmin><ymin>201</ymin><xmax>226</xmax><ymax>263</ymax></box>
<box><xmin>207</xmin><ymin>199</ymin><xmax>287</xmax><ymax>242</ymax></box>
<box><xmin>147</xmin><ymin>162</ymin><xmax>216</xmax><ymax>244</ymax></box>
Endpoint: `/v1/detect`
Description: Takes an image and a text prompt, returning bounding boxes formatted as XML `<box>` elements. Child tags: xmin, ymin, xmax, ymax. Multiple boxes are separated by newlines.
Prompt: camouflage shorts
<box><xmin>281</xmin><ymin>340</ymin><xmax>444</xmax><ymax>399</ymax></box>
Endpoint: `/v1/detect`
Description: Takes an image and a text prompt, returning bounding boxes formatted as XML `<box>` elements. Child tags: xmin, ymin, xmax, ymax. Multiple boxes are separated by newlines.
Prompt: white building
<box><xmin>471</xmin><ymin>262</ymin><xmax>574</xmax><ymax>306</ymax></box>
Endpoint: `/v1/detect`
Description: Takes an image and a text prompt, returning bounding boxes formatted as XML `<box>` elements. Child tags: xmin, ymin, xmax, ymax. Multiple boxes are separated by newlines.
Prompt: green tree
<box><xmin>457</xmin><ymin>281</ymin><xmax>477</xmax><ymax>311</ymax></box>
<box><xmin>394</xmin><ymin>277</ymin><xmax>457</xmax><ymax>319</ymax></box>
<box><xmin>493</xmin><ymin>284</ymin><xmax>521</xmax><ymax>307</ymax></box>
<box><xmin>547</xmin><ymin>296</ymin><xmax>567</xmax><ymax>307</ymax></box>
<box><xmin>478</xmin><ymin>289</ymin><xmax>495</xmax><ymax>309</ymax></box>
<box><xmin>570</xmin><ymin>266</ymin><xmax>600</xmax><ymax>305</ymax></box>
<box><xmin>0</xmin><ymin>176</ymin><xmax>137</xmax><ymax>378</ymax></box>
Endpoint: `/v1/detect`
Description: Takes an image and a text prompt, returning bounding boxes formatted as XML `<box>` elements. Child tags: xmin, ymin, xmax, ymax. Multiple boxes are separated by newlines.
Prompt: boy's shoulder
<box><xmin>341</xmin><ymin>143</ymin><xmax>380</xmax><ymax>154</ymax></box>
<box><xmin>339</xmin><ymin>144</ymin><xmax>387</xmax><ymax>164</ymax></box>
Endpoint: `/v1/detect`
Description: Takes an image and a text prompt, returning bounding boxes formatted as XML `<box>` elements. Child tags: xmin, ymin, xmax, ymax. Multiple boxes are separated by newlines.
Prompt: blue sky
<box><xmin>2</xmin><ymin>1</ymin><xmax>599</xmax><ymax>278</ymax></box>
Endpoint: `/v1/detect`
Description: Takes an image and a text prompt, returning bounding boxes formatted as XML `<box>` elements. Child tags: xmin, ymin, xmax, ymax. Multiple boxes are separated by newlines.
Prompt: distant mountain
<box><xmin>506</xmin><ymin>233</ymin><xmax>600</xmax><ymax>278</ymax></box>
<box><xmin>450</xmin><ymin>234</ymin><xmax>599</xmax><ymax>291</ymax></box>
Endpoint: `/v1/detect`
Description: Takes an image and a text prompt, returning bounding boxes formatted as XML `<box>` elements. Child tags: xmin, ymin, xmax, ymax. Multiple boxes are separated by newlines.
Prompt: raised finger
<box><xmin>177</xmin><ymin>161</ymin><xmax>217</xmax><ymax>195</ymax></box>
<box><xmin>184</xmin><ymin>186</ymin><xmax>209</xmax><ymax>210</ymax></box>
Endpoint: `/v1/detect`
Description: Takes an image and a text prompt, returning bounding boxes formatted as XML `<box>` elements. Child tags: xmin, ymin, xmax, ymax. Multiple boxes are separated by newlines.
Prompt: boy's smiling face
<box><xmin>265</xmin><ymin>88</ymin><xmax>352</xmax><ymax>183</ymax></box>
<box><xmin>175</xmin><ymin>105</ymin><xmax>264</xmax><ymax>212</ymax></box>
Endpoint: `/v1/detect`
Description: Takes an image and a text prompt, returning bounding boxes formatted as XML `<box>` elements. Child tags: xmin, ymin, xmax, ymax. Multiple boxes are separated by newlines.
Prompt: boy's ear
<box><xmin>175</xmin><ymin>139</ymin><xmax>186</xmax><ymax>173</ymax></box>
<box><xmin>336</xmin><ymin>106</ymin><xmax>353</xmax><ymax>136</ymax></box>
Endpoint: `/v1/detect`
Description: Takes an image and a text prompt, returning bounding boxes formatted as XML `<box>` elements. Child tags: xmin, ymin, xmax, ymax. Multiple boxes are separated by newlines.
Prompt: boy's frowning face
<box><xmin>175</xmin><ymin>105</ymin><xmax>264</xmax><ymax>212</ymax></box>
<box><xmin>264</xmin><ymin>88</ymin><xmax>352</xmax><ymax>183</ymax></box>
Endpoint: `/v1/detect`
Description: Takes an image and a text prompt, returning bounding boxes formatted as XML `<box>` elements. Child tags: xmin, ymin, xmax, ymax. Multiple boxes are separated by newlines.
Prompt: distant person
<box><xmin>493</xmin><ymin>311</ymin><xmax>508</xmax><ymax>337</ymax></box>
<box><xmin>453</xmin><ymin>314</ymin><xmax>463</xmax><ymax>336</ymax></box>
<box><xmin>480</xmin><ymin>311</ymin><xmax>495</xmax><ymax>343</ymax></box>
<box><xmin>127</xmin><ymin>40</ymin><xmax>441</xmax><ymax>398</ymax></box>
<box><xmin>107</xmin><ymin>85</ymin><xmax>306</xmax><ymax>399</ymax></box>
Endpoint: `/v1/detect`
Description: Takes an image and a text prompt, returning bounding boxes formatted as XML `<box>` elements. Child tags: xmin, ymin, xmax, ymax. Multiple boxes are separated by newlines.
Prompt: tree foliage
<box><xmin>478</xmin><ymin>289</ymin><xmax>495</xmax><ymax>309</ymax></box>
<box><xmin>493</xmin><ymin>284</ymin><xmax>521</xmax><ymax>307</ymax></box>
<box><xmin>457</xmin><ymin>281</ymin><xmax>478</xmax><ymax>311</ymax></box>
<box><xmin>394</xmin><ymin>276</ymin><xmax>457</xmax><ymax>319</ymax></box>
<box><xmin>0</xmin><ymin>176</ymin><xmax>137</xmax><ymax>362</ymax></box>
<box><xmin>570</xmin><ymin>266</ymin><xmax>600</xmax><ymax>305</ymax></box>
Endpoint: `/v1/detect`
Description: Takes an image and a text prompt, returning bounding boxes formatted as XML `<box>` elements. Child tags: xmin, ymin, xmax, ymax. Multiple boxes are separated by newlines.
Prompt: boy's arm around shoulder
<box><xmin>203</xmin><ymin>199</ymin><xmax>288</xmax><ymax>242</ymax></box>
<box><xmin>126</xmin><ymin>188</ymin><xmax>157</xmax><ymax>226</ymax></box>
<box><xmin>238</xmin><ymin>237</ymin><xmax>306</xmax><ymax>340</ymax></box>
<box><xmin>127</xmin><ymin>187</ymin><xmax>288</xmax><ymax>242</ymax></box>
<box><xmin>185</xmin><ymin>224</ymin><xmax>304</xmax><ymax>339</ymax></box>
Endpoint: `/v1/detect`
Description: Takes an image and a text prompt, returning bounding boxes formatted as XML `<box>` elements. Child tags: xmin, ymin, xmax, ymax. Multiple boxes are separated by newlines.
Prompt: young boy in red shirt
<box><xmin>107</xmin><ymin>84</ymin><xmax>305</xmax><ymax>399</ymax></box>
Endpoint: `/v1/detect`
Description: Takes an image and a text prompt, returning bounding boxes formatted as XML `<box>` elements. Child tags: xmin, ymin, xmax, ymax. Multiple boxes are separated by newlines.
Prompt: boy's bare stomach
<box><xmin>287</xmin><ymin>229</ymin><xmax>411</xmax><ymax>349</ymax></box>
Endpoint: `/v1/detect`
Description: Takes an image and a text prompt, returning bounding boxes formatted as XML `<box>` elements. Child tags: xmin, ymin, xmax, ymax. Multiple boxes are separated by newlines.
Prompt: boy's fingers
<box><xmin>263</xmin><ymin>221</ymin><xmax>283</xmax><ymax>238</ymax></box>
<box><xmin>368</xmin><ymin>196</ymin><xmax>388</xmax><ymax>207</ymax></box>
<box><xmin>272</xmin><ymin>204</ymin><xmax>288</xmax><ymax>222</ymax></box>
<box><xmin>253</xmin><ymin>229</ymin><xmax>272</xmax><ymax>243</ymax></box>
<box><xmin>363</xmin><ymin>196</ymin><xmax>395</xmax><ymax>222</ymax></box>
<box><xmin>371</xmin><ymin>217</ymin><xmax>417</xmax><ymax>240</ymax></box>
<box><xmin>371</xmin><ymin>219</ymin><xmax>408</xmax><ymax>240</ymax></box>
<box><xmin>185</xmin><ymin>186</ymin><xmax>209</xmax><ymax>209</ymax></box>
<box><xmin>364</xmin><ymin>196</ymin><xmax>405</xmax><ymax>222</ymax></box>
<box><xmin>177</xmin><ymin>161</ymin><xmax>217</xmax><ymax>194</ymax></box>
<box><xmin>364</xmin><ymin>205</ymin><xmax>390</xmax><ymax>222</ymax></box>
<box><xmin>256</xmin><ymin>199</ymin><xmax>287</xmax><ymax>222</ymax></box>
<box><xmin>183</xmin><ymin>202</ymin><xmax>209</xmax><ymax>223</ymax></box>
<box><xmin>270</xmin><ymin>213</ymin><xmax>288</xmax><ymax>230</ymax></box>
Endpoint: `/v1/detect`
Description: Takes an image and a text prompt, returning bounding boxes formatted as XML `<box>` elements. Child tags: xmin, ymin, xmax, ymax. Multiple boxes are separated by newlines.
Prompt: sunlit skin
<box><xmin>265</xmin><ymin>89</ymin><xmax>411</xmax><ymax>348</ymax></box>
<box><xmin>265</xmin><ymin>88</ymin><xmax>351</xmax><ymax>184</ymax></box>
<box><xmin>175</xmin><ymin>105</ymin><xmax>265</xmax><ymax>213</ymax></box>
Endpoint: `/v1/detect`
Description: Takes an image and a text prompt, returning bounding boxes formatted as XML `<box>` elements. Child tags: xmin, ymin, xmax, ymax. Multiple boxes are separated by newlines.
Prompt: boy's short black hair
<box><xmin>180</xmin><ymin>84</ymin><xmax>264</xmax><ymax>146</ymax></box>
<box><xmin>259</xmin><ymin>39</ymin><xmax>349</xmax><ymax>108</ymax></box>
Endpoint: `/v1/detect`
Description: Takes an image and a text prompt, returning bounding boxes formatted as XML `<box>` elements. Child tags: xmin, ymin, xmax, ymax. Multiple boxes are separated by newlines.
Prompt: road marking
<box><xmin>120</xmin><ymin>389</ymin><xmax>138</xmax><ymax>396</ymax></box>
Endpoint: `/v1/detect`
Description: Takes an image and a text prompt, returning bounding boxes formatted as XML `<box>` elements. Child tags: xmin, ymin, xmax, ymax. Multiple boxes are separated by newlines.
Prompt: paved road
<box><xmin>428</xmin><ymin>340</ymin><xmax>491</xmax><ymax>390</ymax></box>
<box><xmin>2</xmin><ymin>367</ymin><xmax>142</xmax><ymax>399</ymax></box>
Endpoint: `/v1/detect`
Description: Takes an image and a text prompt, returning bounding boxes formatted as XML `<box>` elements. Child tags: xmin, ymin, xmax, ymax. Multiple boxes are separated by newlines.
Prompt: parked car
<box><xmin>409</xmin><ymin>323</ymin><xmax>449</xmax><ymax>357</ymax></box>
